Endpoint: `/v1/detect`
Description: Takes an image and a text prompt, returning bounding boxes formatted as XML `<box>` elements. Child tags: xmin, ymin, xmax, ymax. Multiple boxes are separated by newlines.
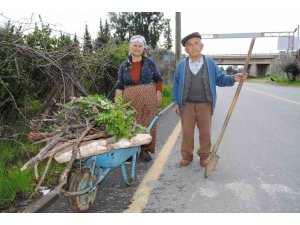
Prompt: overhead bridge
<box><xmin>207</xmin><ymin>53</ymin><xmax>280</xmax><ymax>76</ymax></box>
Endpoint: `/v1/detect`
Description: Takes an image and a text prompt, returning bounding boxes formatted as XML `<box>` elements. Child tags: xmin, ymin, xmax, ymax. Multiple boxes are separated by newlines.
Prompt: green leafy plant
<box><xmin>60</xmin><ymin>94</ymin><xmax>144</xmax><ymax>140</ymax></box>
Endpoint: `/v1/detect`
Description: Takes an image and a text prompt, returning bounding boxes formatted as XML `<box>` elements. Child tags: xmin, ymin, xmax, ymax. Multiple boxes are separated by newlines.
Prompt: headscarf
<box><xmin>129</xmin><ymin>35</ymin><xmax>147</xmax><ymax>48</ymax></box>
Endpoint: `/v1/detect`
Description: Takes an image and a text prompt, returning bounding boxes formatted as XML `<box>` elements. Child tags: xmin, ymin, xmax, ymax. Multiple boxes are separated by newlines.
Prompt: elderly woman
<box><xmin>115</xmin><ymin>35</ymin><xmax>163</xmax><ymax>162</ymax></box>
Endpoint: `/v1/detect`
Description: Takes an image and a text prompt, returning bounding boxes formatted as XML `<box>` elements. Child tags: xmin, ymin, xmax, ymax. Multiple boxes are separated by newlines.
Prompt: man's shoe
<box><xmin>180</xmin><ymin>159</ymin><xmax>191</xmax><ymax>166</ymax></box>
<box><xmin>139</xmin><ymin>151</ymin><xmax>152</xmax><ymax>162</ymax></box>
<box><xmin>200</xmin><ymin>159</ymin><xmax>209</xmax><ymax>167</ymax></box>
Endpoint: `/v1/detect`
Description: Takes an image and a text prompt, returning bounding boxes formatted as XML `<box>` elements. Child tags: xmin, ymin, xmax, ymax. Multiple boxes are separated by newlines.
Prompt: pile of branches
<box><xmin>21</xmin><ymin>95</ymin><xmax>146</xmax><ymax>196</ymax></box>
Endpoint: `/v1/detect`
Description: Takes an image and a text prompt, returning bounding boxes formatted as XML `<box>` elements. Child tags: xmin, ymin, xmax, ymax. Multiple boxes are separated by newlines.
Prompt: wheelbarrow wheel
<box><xmin>68</xmin><ymin>168</ymin><xmax>98</xmax><ymax>212</ymax></box>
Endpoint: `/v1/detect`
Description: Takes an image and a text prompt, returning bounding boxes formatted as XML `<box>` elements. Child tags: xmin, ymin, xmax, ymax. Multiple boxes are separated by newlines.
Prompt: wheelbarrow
<box><xmin>60</xmin><ymin>114</ymin><xmax>159</xmax><ymax>212</ymax></box>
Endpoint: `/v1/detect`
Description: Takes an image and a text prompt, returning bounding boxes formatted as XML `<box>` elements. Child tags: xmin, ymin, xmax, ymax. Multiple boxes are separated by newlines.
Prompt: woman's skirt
<box><xmin>123</xmin><ymin>84</ymin><xmax>158</xmax><ymax>153</ymax></box>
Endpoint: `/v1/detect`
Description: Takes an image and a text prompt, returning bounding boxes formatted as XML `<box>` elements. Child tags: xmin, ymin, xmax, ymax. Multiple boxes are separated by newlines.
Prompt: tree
<box><xmin>25</xmin><ymin>22</ymin><xmax>56</xmax><ymax>51</ymax></box>
<box><xmin>226</xmin><ymin>66</ymin><xmax>234</xmax><ymax>75</ymax></box>
<box><xmin>296</xmin><ymin>50</ymin><xmax>300</xmax><ymax>71</ymax></box>
<box><xmin>108</xmin><ymin>12</ymin><xmax>166</xmax><ymax>49</ymax></box>
<box><xmin>73</xmin><ymin>33</ymin><xmax>80</xmax><ymax>45</ymax></box>
<box><xmin>130</xmin><ymin>12</ymin><xmax>165</xmax><ymax>49</ymax></box>
<box><xmin>139</xmin><ymin>12</ymin><xmax>165</xmax><ymax>49</ymax></box>
<box><xmin>95</xmin><ymin>19</ymin><xmax>111</xmax><ymax>50</ymax></box>
<box><xmin>108</xmin><ymin>12</ymin><xmax>131</xmax><ymax>41</ymax></box>
<box><xmin>83</xmin><ymin>24</ymin><xmax>93</xmax><ymax>52</ymax></box>
<box><xmin>163</xmin><ymin>19</ymin><xmax>172</xmax><ymax>50</ymax></box>
<box><xmin>57</xmin><ymin>33</ymin><xmax>73</xmax><ymax>49</ymax></box>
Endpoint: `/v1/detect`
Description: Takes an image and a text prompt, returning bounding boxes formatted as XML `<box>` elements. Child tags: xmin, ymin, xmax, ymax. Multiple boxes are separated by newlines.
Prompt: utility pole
<box><xmin>175</xmin><ymin>12</ymin><xmax>181</xmax><ymax>64</ymax></box>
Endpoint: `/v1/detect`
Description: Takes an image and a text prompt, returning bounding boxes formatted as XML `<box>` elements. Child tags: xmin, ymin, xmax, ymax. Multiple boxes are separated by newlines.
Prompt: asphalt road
<box><xmin>45</xmin><ymin>82</ymin><xmax>300</xmax><ymax>213</ymax></box>
<box><xmin>143</xmin><ymin>82</ymin><xmax>300</xmax><ymax>213</ymax></box>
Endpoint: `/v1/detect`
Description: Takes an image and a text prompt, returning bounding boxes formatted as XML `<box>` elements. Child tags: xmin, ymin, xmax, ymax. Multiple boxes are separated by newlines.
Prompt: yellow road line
<box><xmin>245</xmin><ymin>87</ymin><xmax>300</xmax><ymax>105</ymax></box>
<box><xmin>124</xmin><ymin>121</ymin><xmax>181</xmax><ymax>213</ymax></box>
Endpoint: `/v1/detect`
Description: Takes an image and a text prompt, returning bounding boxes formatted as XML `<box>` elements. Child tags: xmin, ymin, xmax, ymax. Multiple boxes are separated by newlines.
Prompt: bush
<box><xmin>76</xmin><ymin>42</ymin><xmax>129</xmax><ymax>99</ymax></box>
<box><xmin>283</xmin><ymin>63</ymin><xmax>300</xmax><ymax>81</ymax></box>
<box><xmin>24</xmin><ymin>99</ymin><xmax>43</xmax><ymax>119</ymax></box>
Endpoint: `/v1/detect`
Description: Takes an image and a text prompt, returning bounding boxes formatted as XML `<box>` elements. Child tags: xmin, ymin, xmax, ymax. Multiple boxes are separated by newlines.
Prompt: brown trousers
<box><xmin>181</xmin><ymin>103</ymin><xmax>212</xmax><ymax>161</ymax></box>
<box><xmin>123</xmin><ymin>84</ymin><xmax>158</xmax><ymax>153</ymax></box>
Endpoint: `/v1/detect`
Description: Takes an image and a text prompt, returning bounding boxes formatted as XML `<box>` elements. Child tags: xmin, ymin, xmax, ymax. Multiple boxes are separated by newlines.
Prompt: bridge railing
<box><xmin>207</xmin><ymin>53</ymin><xmax>280</xmax><ymax>57</ymax></box>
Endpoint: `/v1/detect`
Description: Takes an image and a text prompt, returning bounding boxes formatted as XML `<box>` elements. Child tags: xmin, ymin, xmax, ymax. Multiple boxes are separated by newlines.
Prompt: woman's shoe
<box><xmin>139</xmin><ymin>151</ymin><xmax>152</xmax><ymax>162</ymax></box>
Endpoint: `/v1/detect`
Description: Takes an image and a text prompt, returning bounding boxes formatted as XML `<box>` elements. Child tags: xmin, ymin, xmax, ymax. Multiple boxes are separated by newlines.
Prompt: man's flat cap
<box><xmin>181</xmin><ymin>32</ymin><xmax>202</xmax><ymax>47</ymax></box>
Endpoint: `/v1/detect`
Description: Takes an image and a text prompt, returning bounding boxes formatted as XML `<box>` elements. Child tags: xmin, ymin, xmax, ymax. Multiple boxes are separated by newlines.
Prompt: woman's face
<box><xmin>129</xmin><ymin>43</ymin><xmax>144</xmax><ymax>57</ymax></box>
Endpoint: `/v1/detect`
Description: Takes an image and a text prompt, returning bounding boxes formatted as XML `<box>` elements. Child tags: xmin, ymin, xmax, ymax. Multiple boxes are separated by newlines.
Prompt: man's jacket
<box><xmin>172</xmin><ymin>56</ymin><xmax>236</xmax><ymax>114</ymax></box>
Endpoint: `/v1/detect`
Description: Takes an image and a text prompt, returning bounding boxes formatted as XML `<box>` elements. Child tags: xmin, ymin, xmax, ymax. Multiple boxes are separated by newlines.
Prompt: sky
<box><xmin>1</xmin><ymin>0</ymin><xmax>300</xmax><ymax>54</ymax></box>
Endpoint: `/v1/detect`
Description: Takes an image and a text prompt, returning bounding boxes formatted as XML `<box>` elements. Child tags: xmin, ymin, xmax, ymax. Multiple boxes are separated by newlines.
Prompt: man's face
<box><xmin>185</xmin><ymin>37</ymin><xmax>204</xmax><ymax>58</ymax></box>
<box><xmin>129</xmin><ymin>43</ymin><xmax>144</xmax><ymax>57</ymax></box>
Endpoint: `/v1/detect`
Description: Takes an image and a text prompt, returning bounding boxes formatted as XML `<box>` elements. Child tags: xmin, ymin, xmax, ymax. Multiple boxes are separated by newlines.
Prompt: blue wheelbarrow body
<box><xmin>62</xmin><ymin>114</ymin><xmax>159</xmax><ymax>212</ymax></box>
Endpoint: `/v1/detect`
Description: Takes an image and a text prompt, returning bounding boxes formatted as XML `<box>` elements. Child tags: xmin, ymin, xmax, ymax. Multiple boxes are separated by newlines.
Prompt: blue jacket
<box><xmin>172</xmin><ymin>56</ymin><xmax>236</xmax><ymax>114</ymax></box>
<box><xmin>116</xmin><ymin>56</ymin><xmax>162</xmax><ymax>90</ymax></box>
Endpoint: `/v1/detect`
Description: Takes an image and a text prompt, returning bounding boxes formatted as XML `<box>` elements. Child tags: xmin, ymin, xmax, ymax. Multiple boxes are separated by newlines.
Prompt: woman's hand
<box><xmin>156</xmin><ymin>91</ymin><xmax>162</xmax><ymax>106</ymax></box>
<box><xmin>114</xmin><ymin>89</ymin><xmax>123</xmax><ymax>102</ymax></box>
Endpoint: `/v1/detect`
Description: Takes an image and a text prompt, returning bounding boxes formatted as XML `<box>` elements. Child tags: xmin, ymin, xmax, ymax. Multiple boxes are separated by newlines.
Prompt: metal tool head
<box><xmin>204</xmin><ymin>152</ymin><xmax>219</xmax><ymax>178</ymax></box>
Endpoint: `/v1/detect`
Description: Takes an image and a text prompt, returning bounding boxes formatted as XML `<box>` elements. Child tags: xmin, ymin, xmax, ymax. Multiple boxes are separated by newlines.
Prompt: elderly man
<box><xmin>172</xmin><ymin>32</ymin><xmax>247</xmax><ymax>167</ymax></box>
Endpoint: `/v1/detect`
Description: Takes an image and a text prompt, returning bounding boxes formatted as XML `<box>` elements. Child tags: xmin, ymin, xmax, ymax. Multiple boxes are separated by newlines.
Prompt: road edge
<box><xmin>22</xmin><ymin>186</ymin><xmax>60</xmax><ymax>213</ymax></box>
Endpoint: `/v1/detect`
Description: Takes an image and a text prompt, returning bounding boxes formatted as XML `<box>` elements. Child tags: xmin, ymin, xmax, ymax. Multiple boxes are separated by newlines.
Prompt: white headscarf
<box><xmin>129</xmin><ymin>35</ymin><xmax>147</xmax><ymax>48</ymax></box>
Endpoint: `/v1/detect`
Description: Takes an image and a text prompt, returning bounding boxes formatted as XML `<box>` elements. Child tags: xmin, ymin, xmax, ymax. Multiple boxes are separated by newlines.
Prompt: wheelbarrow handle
<box><xmin>147</xmin><ymin>114</ymin><xmax>159</xmax><ymax>132</ymax></box>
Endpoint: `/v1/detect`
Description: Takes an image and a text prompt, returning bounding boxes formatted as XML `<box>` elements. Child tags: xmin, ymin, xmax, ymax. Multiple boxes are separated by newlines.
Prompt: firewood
<box><xmin>59</xmin><ymin>125</ymin><xmax>93</xmax><ymax>185</ymax></box>
<box><xmin>21</xmin><ymin>132</ymin><xmax>63</xmax><ymax>171</ymax></box>
<box><xmin>27</xmin><ymin>132</ymin><xmax>53</xmax><ymax>142</ymax></box>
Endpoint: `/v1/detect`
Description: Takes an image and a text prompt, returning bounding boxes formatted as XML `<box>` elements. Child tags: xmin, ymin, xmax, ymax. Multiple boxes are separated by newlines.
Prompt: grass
<box><xmin>0</xmin><ymin>163</ymin><xmax>34</xmax><ymax>209</ymax></box>
<box><xmin>161</xmin><ymin>84</ymin><xmax>173</xmax><ymax>109</ymax></box>
<box><xmin>0</xmin><ymin>140</ymin><xmax>66</xmax><ymax>210</ymax></box>
<box><xmin>247</xmin><ymin>73</ymin><xmax>300</xmax><ymax>87</ymax></box>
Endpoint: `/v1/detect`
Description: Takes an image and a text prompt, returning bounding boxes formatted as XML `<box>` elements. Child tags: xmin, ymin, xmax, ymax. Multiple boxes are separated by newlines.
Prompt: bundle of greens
<box><xmin>56</xmin><ymin>94</ymin><xmax>146</xmax><ymax>140</ymax></box>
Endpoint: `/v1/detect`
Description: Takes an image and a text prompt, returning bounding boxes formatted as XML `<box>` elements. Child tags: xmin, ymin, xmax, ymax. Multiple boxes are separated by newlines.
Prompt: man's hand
<box><xmin>234</xmin><ymin>72</ymin><xmax>248</xmax><ymax>82</ymax></box>
<box><xmin>173</xmin><ymin>104</ymin><xmax>180</xmax><ymax>116</ymax></box>
<box><xmin>157</xmin><ymin>91</ymin><xmax>162</xmax><ymax>106</ymax></box>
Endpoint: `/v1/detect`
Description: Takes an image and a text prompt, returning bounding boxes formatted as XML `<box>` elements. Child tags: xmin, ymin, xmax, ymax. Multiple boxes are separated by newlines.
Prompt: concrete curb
<box><xmin>22</xmin><ymin>186</ymin><xmax>60</xmax><ymax>213</ymax></box>
<box><xmin>21</xmin><ymin>102</ymin><xmax>175</xmax><ymax>213</ymax></box>
<box><xmin>159</xmin><ymin>102</ymin><xmax>174</xmax><ymax>116</ymax></box>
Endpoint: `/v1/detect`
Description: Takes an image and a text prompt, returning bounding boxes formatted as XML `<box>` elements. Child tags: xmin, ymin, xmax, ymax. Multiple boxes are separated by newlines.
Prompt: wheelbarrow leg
<box><xmin>121</xmin><ymin>152</ymin><xmax>137</xmax><ymax>186</ymax></box>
